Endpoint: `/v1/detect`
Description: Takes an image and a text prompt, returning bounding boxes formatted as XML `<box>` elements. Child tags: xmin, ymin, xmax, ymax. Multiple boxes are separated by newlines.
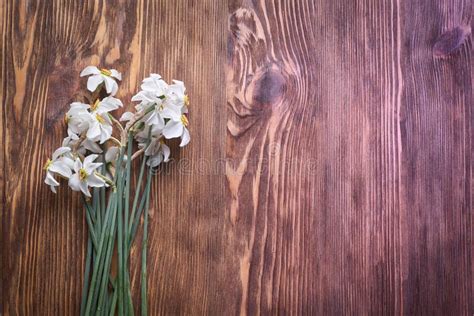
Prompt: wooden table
<box><xmin>1</xmin><ymin>0</ymin><xmax>472</xmax><ymax>314</ymax></box>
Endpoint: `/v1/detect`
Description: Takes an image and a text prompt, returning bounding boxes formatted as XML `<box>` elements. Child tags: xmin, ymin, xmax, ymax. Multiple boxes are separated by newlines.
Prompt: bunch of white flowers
<box><xmin>121</xmin><ymin>74</ymin><xmax>190</xmax><ymax>166</ymax></box>
<box><xmin>44</xmin><ymin>66</ymin><xmax>190</xmax><ymax>195</ymax></box>
<box><xmin>43</xmin><ymin>65</ymin><xmax>191</xmax><ymax>316</ymax></box>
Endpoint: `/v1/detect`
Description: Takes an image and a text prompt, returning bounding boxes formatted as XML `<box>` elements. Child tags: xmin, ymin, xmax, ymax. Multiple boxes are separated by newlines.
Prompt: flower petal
<box><xmin>179</xmin><ymin>127</ymin><xmax>190</xmax><ymax>147</ymax></box>
<box><xmin>147</xmin><ymin>155</ymin><xmax>163</xmax><ymax>167</ymax></box>
<box><xmin>68</xmin><ymin>173</ymin><xmax>81</xmax><ymax>191</ymax></box>
<box><xmin>80</xmin><ymin>181</ymin><xmax>91</xmax><ymax>197</ymax></box>
<box><xmin>69</xmin><ymin>102</ymin><xmax>90</xmax><ymax>112</ymax></box>
<box><xmin>110</xmin><ymin>69</ymin><xmax>122</xmax><ymax>80</ymax></box>
<box><xmin>82</xmin><ymin>139</ymin><xmax>103</xmax><ymax>153</ymax></box>
<box><xmin>162</xmin><ymin>143</ymin><xmax>171</xmax><ymax>161</ymax></box>
<box><xmin>99</xmin><ymin>124</ymin><xmax>112</xmax><ymax>144</ymax></box>
<box><xmin>103</xmin><ymin>76</ymin><xmax>118</xmax><ymax>95</ymax></box>
<box><xmin>144</xmin><ymin>139</ymin><xmax>157</xmax><ymax>156</ymax></box>
<box><xmin>45</xmin><ymin>171</ymin><xmax>59</xmax><ymax>186</ymax></box>
<box><xmin>105</xmin><ymin>146</ymin><xmax>119</xmax><ymax>162</ymax></box>
<box><xmin>61</xmin><ymin>157</ymin><xmax>75</xmax><ymax>169</ymax></box>
<box><xmin>87</xmin><ymin>174</ymin><xmax>106</xmax><ymax>187</ymax></box>
<box><xmin>85</xmin><ymin>162</ymin><xmax>102</xmax><ymax>175</ymax></box>
<box><xmin>87</xmin><ymin>74</ymin><xmax>104</xmax><ymax>92</ymax></box>
<box><xmin>86</xmin><ymin>122</ymin><xmax>101</xmax><ymax>140</ymax></box>
<box><xmin>99</xmin><ymin>96</ymin><xmax>123</xmax><ymax>113</ymax></box>
<box><xmin>80</xmin><ymin>66</ymin><xmax>100</xmax><ymax>76</ymax></box>
<box><xmin>120</xmin><ymin>112</ymin><xmax>134</xmax><ymax>122</ymax></box>
<box><xmin>50</xmin><ymin>161</ymin><xmax>72</xmax><ymax>178</ymax></box>
<box><xmin>52</xmin><ymin>146</ymin><xmax>71</xmax><ymax>160</ymax></box>
<box><xmin>141</xmin><ymin>76</ymin><xmax>168</xmax><ymax>95</ymax></box>
<box><xmin>84</xmin><ymin>154</ymin><xmax>99</xmax><ymax>166</ymax></box>
<box><xmin>73</xmin><ymin>158</ymin><xmax>83</xmax><ymax>173</ymax></box>
<box><xmin>50</xmin><ymin>185</ymin><xmax>57</xmax><ymax>193</ymax></box>
<box><xmin>145</xmin><ymin>112</ymin><xmax>159</xmax><ymax>126</ymax></box>
<box><xmin>162</xmin><ymin>120</ymin><xmax>183</xmax><ymax>139</ymax></box>
<box><xmin>161</xmin><ymin>103</ymin><xmax>182</xmax><ymax>120</ymax></box>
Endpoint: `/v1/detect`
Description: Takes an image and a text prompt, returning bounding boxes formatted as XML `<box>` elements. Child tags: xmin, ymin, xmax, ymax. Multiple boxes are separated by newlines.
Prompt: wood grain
<box><xmin>1</xmin><ymin>1</ymin><xmax>228</xmax><ymax>314</ymax></box>
<box><xmin>1</xmin><ymin>0</ymin><xmax>472</xmax><ymax>315</ymax></box>
<box><xmin>225</xmin><ymin>0</ymin><xmax>472</xmax><ymax>314</ymax></box>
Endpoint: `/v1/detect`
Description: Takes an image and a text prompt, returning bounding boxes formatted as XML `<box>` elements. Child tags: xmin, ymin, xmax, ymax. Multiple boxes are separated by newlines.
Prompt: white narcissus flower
<box><xmin>165</xmin><ymin>80</ymin><xmax>189</xmax><ymax>110</ymax></box>
<box><xmin>86</xmin><ymin>97</ymin><xmax>123</xmax><ymax>144</ymax></box>
<box><xmin>131</xmin><ymin>75</ymin><xmax>190</xmax><ymax>147</ymax></box>
<box><xmin>162</xmin><ymin>108</ymin><xmax>190</xmax><ymax>147</ymax></box>
<box><xmin>62</xmin><ymin>134</ymin><xmax>103</xmax><ymax>155</ymax></box>
<box><xmin>143</xmin><ymin>102</ymin><xmax>166</xmax><ymax>128</ymax></box>
<box><xmin>160</xmin><ymin>80</ymin><xmax>190</xmax><ymax>146</ymax></box>
<box><xmin>96</xmin><ymin>96</ymin><xmax>123</xmax><ymax>112</ymax></box>
<box><xmin>132</xmin><ymin>74</ymin><xmax>168</xmax><ymax>102</ymax></box>
<box><xmin>44</xmin><ymin>147</ymin><xmax>74</xmax><ymax>193</ymax></box>
<box><xmin>68</xmin><ymin>155</ymin><xmax>106</xmax><ymax>197</ymax></box>
<box><xmin>87</xmin><ymin>113</ymin><xmax>113</xmax><ymax>144</ymax></box>
<box><xmin>62</xmin><ymin>130</ymin><xmax>80</xmax><ymax>146</ymax></box>
<box><xmin>131</xmin><ymin>74</ymin><xmax>170</xmax><ymax>127</ymax></box>
<box><xmin>135</xmin><ymin>125</ymin><xmax>170</xmax><ymax>167</ymax></box>
<box><xmin>66</xmin><ymin>102</ymin><xmax>91</xmax><ymax>136</ymax></box>
<box><xmin>145</xmin><ymin>138</ymin><xmax>170</xmax><ymax>167</ymax></box>
<box><xmin>81</xmin><ymin>139</ymin><xmax>103</xmax><ymax>154</ymax></box>
<box><xmin>80</xmin><ymin>66</ymin><xmax>122</xmax><ymax>96</ymax></box>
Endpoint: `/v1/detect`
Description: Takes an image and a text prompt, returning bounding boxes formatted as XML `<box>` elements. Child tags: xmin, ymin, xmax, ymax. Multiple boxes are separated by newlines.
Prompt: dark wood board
<box><xmin>1</xmin><ymin>0</ymin><xmax>472</xmax><ymax>314</ymax></box>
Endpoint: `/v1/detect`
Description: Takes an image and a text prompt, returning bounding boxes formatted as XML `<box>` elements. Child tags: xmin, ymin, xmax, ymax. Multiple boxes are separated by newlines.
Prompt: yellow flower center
<box><xmin>184</xmin><ymin>95</ymin><xmax>190</xmax><ymax>106</ymax></box>
<box><xmin>79</xmin><ymin>168</ymin><xmax>88</xmax><ymax>181</ymax></box>
<box><xmin>96</xmin><ymin>114</ymin><xmax>105</xmax><ymax>124</ymax></box>
<box><xmin>64</xmin><ymin>114</ymin><xmax>70</xmax><ymax>124</ymax></box>
<box><xmin>180</xmin><ymin>114</ymin><xmax>189</xmax><ymax>126</ymax></box>
<box><xmin>159</xmin><ymin>138</ymin><xmax>165</xmax><ymax>145</ymax></box>
<box><xmin>100</xmin><ymin>68</ymin><xmax>112</xmax><ymax>76</ymax></box>
<box><xmin>91</xmin><ymin>99</ymin><xmax>100</xmax><ymax>111</ymax></box>
<box><xmin>43</xmin><ymin>158</ymin><xmax>52</xmax><ymax>170</ymax></box>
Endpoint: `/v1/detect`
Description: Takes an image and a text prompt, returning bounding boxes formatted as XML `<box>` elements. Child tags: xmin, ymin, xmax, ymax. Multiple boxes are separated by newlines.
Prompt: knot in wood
<box><xmin>251</xmin><ymin>65</ymin><xmax>286</xmax><ymax>108</ymax></box>
<box><xmin>433</xmin><ymin>25</ymin><xmax>471</xmax><ymax>58</ymax></box>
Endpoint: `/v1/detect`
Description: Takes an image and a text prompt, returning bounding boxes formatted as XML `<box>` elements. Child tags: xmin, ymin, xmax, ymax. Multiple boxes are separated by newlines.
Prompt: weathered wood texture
<box><xmin>226</xmin><ymin>0</ymin><xmax>473</xmax><ymax>314</ymax></box>
<box><xmin>1</xmin><ymin>0</ymin><xmax>472</xmax><ymax>315</ymax></box>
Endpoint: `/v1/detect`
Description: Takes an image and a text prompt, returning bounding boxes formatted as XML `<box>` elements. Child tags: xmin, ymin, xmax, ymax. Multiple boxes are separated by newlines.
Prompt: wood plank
<box><xmin>400</xmin><ymin>1</ymin><xmax>473</xmax><ymax>314</ymax></box>
<box><xmin>1</xmin><ymin>1</ymin><xmax>229</xmax><ymax>314</ymax></box>
<box><xmin>1</xmin><ymin>0</ymin><xmax>472</xmax><ymax>314</ymax></box>
<box><xmin>226</xmin><ymin>0</ymin><xmax>472</xmax><ymax>314</ymax></box>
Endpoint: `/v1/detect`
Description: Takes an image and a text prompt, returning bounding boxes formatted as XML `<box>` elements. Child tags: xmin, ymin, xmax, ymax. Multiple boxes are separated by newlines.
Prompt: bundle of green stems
<box><xmin>80</xmin><ymin>135</ymin><xmax>152</xmax><ymax>316</ymax></box>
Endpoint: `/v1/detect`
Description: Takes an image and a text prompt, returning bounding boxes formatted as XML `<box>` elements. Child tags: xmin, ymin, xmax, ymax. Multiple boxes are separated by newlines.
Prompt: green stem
<box><xmin>129</xmin><ymin>185</ymin><xmax>149</xmax><ymax>246</ymax></box>
<box><xmin>80</xmin><ymin>233</ymin><xmax>93</xmax><ymax>316</ymax></box>
<box><xmin>109</xmin><ymin>287</ymin><xmax>118</xmax><ymax>316</ymax></box>
<box><xmin>82</xmin><ymin>197</ymin><xmax>96</xmax><ymax>225</ymax></box>
<box><xmin>82</xmin><ymin>196</ymin><xmax>99</xmax><ymax>251</ymax></box>
<box><xmin>124</xmin><ymin>133</ymin><xmax>135</xmax><ymax>315</ymax></box>
<box><xmin>94</xmin><ymin>187</ymin><xmax>101</xmax><ymax>234</ymax></box>
<box><xmin>101</xmin><ymin>161</ymin><xmax>107</xmax><ymax>222</ymax></box>
<box><xmin>128</xmin><ymin>154</ymin><xmax>147</xmax><ymax>242</ymax></box>
<box><xmin>105</xmin><ymin>277</ymin><xmax>117</xmax><ymax>315</ymax></box>
<box><xmin>89</xmin><ymin>198</ymin><xmax>115</xmax><ymax>310</ymax></box>
<box><xmin>125</xmin><ymin>133</ymin><xmax>132</xmax><ymax>254</ymax></box>
<box><xmin>117</xmin><ymin>146</ymin><xmax>125</xmax><ymax>316</ymax></box>
<box><xmin>83</xmin><ymin>191</ymin><xmax>117</xmax><ymax>315</ymax></box>
<box><xmin>128</xmin><ymin>131</ymin><xmax>151</xmax><ymax>238</ymax></box>
<box><xmin>96</xmin><ymin>196</ymin><xmax>119</xmax><ymax>314</ymax></box>
<box><xmin>141</xmin><ymin>168</ymin><xmax>153</xmax><ymax>316</ymax></box>
<box><xmin>125</xmin><ymin>269</ymin><xmax>134</xmax><ymax>315</ymax></box>
<box><xmin>128</xmin><ymin>131</ymin><xmax>151</xmax><ymax>248</ymax></box>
